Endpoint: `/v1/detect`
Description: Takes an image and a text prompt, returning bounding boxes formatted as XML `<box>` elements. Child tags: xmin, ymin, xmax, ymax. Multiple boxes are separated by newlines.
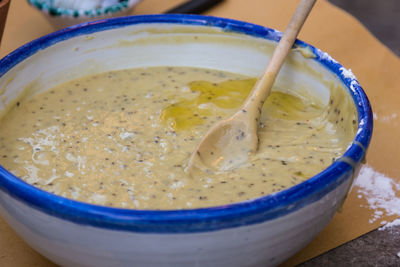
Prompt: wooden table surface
<box><xmin>300</xmin><ymin>0</ymin><xmax>400</xmax><ymax>266</ymax></box>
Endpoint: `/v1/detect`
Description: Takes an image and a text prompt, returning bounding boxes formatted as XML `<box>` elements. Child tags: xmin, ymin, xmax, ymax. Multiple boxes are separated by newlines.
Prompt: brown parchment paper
<box><xmin>0</xmin><ymin>0</ymin><xmax>399</xmax><ymax>266</ymax></box>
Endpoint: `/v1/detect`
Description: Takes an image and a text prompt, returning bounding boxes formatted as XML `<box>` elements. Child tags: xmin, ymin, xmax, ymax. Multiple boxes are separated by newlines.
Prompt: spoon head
<box><xmin>187</xmin><ymin>113</ymin><xmax>258</xmax><ymax>173</ymax></box>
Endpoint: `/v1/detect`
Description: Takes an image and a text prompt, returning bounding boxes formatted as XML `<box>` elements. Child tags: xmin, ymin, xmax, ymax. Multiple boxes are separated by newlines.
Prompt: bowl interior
<box><xmin>0</xmin><ymin>23</ymin><xmax>337</xmax><ymax>110</ymax></box>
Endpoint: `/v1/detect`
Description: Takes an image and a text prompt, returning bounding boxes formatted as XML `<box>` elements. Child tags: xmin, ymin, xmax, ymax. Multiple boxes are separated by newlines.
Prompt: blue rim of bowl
<box><xmin>27</xmin><ymin>0</ymin><xmax>139</xmax><ymax>18</ymax></box>
<box><xmin>0</xmin><ymin>14</ymin><xmax>373</xmax><ymax>233</ymax></box>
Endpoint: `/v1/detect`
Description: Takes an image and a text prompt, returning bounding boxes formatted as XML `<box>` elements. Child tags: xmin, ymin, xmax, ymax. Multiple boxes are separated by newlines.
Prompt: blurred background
<box><xmin>328</xmin><ymin>0</ymin><xmax>399</xmax><ymax>56</ymax></box>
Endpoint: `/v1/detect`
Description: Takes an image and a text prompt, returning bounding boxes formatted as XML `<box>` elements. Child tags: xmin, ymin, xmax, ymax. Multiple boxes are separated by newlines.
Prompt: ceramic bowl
<box><xmin>0</xmin><ymin>15</ymin><xmax>372</xmax><ymax>267</ymax></box>
<box><xmin>27</xmin><ymin>0</ymin><xmax>141</xmax><ymax>29</ymax></box>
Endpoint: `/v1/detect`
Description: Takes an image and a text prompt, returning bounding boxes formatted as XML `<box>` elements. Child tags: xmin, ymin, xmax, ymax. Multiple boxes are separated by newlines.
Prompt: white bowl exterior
<box><xmin>30</xmin><ymin>0</ymin><xmax>142</xmax><ymax>30</ymax></box>
<box><xmin>44</xmin><ymin>8</ymin><xmax>136</xmax><ymax>30</ymax></box>
<box><xmin>0</xmin><ymin>177</ymin><xmax>351</xmax><ymax>267</ymax></box>
<box><xmin>0</xmin><ymin>22</ymin><xmax>356</xmax><ymax>266</ymax></box>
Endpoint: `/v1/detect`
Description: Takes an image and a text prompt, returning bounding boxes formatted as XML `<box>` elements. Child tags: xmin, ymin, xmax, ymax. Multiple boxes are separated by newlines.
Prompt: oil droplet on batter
<box><xmin>161</xmin><ymin>78</ymin><xmax>323</xmax><ymax>130</ymax></box>
<box><xmin>161</xmin><ymin>78</ymin><xmax>257</xmax><ymax>130</ymax></box>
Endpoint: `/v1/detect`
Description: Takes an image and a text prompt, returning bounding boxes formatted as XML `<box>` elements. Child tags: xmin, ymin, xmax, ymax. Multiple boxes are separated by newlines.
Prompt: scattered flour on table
<box><xmin>381</xmin><ymin>113</ymin><xmax>398</xmax><ymax>123</ymax></box>
<box><xmin>379</xmin><ymin>218</ymin><xmax>400</xmax><ymax>231</ymax></box>
<box><xmin>372</xmin><ymin>112</ymin><xmax>398</xmax><ymax>123</ymax></box>
<box><xmin>354</xmin><ymin>165</ymin><xmax>400</xmax><ymax>226</ymax></box>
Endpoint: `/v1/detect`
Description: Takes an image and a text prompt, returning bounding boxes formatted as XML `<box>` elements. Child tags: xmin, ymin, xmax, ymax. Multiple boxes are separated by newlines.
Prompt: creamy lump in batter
<box><xmin>0</xmin><ymin>66</ymin><xmax>357</xmax><ymax>209</ymax></box>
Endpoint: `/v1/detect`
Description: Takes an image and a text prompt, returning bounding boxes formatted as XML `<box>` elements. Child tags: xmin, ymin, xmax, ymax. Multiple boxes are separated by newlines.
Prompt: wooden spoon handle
<box><xmin>244</xmin><ymin>0</ymin><xmax>316</xmax><ymax>112</ymax></box>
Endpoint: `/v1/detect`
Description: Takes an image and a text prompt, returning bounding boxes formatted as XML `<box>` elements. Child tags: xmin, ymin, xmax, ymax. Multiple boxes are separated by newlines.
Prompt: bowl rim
<box><xmin>27</xmin><ymin>0</ymin><xmax>141</xmax><ymax>18</ymax></box>
<box><xmin>0</xmin><ymin>14</ymin><xmax>373</xmax><ymax>233</ymax></box>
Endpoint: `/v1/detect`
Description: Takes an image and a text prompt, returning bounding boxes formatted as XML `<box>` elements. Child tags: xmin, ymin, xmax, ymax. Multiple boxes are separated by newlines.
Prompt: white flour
<box><xmin>378</xmin><ymin>218</ymin><xmax>400</xmax><ymax>231</ymax></box>
<box><xmin>354</xmin><ymin>165</ymin><xmax>400</xmax><ymax>226</ymax></box>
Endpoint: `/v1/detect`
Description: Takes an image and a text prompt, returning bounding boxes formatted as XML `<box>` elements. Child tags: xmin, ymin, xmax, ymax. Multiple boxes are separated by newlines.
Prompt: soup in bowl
<box><xmin>0</xmin><ymin>15</ymin><xmax>372</xmax><ymax>267</ymax></box>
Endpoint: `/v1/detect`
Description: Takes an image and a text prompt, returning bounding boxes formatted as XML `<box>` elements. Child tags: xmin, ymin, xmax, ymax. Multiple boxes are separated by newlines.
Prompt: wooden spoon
<box><xmin>187</xmin><ymin>0</ymin><xmax>316</xmax><ymax>173</ymax></box>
